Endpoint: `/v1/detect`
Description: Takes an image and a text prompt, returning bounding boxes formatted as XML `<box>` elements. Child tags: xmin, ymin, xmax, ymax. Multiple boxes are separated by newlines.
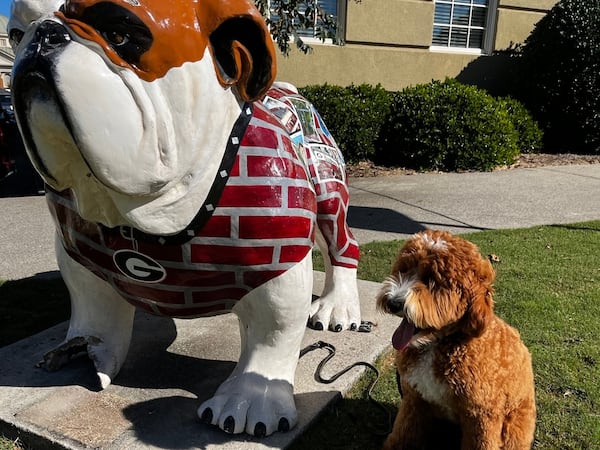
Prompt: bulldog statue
<box><xmin>8</xmin><ymin>0</ymin><xmax>361</xmax><ymax>437</ymax></box>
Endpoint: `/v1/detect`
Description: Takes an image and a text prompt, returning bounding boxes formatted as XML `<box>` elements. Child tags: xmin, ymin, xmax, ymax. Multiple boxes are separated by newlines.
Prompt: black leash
<box><xmin>299</xmin><ymin>332</ymin><xmax>393</xmax><ymax>436</ymax></box>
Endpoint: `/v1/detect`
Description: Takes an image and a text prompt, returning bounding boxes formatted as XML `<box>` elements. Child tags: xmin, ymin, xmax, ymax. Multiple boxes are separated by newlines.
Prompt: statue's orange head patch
<box><xmin>58</xmin><ymin>0</ymin><xmax>276</xmax><ymax>101</ymax></box>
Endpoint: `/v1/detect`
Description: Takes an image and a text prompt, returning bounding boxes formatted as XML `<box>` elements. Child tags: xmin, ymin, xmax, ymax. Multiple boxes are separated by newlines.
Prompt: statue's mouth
<box><xmin>11</xmin><ymin>20</ymin><xmax>79</xmax><ymax>188</ymax></box>
<box><xmin>13</xmin><ymin>71</ymin><xmax>66</xmax><ymax>186</ymax></box>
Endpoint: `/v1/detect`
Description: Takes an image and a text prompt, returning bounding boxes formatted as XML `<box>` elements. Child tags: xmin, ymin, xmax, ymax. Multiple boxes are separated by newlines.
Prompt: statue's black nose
<box><xmin>34</xmin><ymin>20</ymin><xmax>71</xmax><ymax>54</ymax></box>
<box><xmin>13</xmin><ymin>20</ymin><xmax>71</xmax><ymax>72</ymax></box>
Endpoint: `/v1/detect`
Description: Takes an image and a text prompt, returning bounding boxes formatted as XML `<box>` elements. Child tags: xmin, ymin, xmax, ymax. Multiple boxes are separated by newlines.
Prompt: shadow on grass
<box><xmin>290</xmin><ymin>396</ymin><xmax>396</xmax><ymax>450</ymax></box>
<box><xmin>548</xmin><ymin>223</ymin><xmax>600</xmax><ymax>233</ymax></box>
<box><xmin>0</xmin><ymin>273</ymin><xmax>70</xmax><ymax>347</ymax></box>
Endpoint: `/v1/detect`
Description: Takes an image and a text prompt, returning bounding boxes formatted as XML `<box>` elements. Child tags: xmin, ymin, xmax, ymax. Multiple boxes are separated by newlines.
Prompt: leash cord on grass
<box><xmin>299</xmin><ymin>339</ymin><xmax>393</xmax><ymax>436</ymax></box>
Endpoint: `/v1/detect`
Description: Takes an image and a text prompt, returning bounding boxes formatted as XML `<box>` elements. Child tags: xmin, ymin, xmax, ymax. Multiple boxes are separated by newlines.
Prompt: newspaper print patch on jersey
<box><xmin>262</xmin><ymin>85</ymin><xmax>345</xmax><ymax>184</ymax></box>
<box><xmin>263</xmin><ymin>85</ymin><xmax>359</xmax><ymax>269</ymax></box>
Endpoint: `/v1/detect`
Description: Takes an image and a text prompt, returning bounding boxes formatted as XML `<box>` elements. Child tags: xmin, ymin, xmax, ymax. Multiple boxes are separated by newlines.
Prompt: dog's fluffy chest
<box><xmin>403</xmin><ymin>348</ymin><xmax>458</xmax><ymax>421</ymax></box>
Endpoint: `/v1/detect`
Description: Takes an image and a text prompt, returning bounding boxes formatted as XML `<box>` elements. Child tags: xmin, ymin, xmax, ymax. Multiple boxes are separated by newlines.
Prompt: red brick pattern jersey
<box><xmin>47</xmin><ymin>87</ymin><xmax>358</xmax><ymax>318</ymax></box>
<box><xmin>263</xmin><ymin>85</ymin><xmax>360</xmax><ymax>269</ymax></box>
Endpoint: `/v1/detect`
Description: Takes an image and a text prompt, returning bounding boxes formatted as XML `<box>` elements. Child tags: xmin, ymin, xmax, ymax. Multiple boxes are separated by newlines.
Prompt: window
<box><xmin>296</xmin><ymin>0</ymin><xmax>339</xmax><ymax>39</ymax></box>
<box><xmin>431</xmin><ymin>0</ymin><xmax>497</xmax><ymax>53</ymax></box>
<box><xmin>268</xmin><ymin>0</ymin><xmax>344</xmax><ymax>43</ymax></box>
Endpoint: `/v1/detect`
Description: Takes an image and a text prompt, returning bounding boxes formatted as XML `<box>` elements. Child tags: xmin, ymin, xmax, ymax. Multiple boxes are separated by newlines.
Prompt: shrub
<box><xmin>376</xmin><ymin>79</ymin><xmax>520</xmax><ymax>171</ymax></box>
<box><xmin>299</xmin><ymin>83</ymin><xmax>391</xmax><ymax>162</ymax></box>
<box><xmin>514</xmin><ymin>0</ymin><xmax>600</xmax><ymax>154</ymax></box>
<box><xmin>499</xmin><ymin>97</ymin><xmax>544</xmax><ymax>154</ymax></box>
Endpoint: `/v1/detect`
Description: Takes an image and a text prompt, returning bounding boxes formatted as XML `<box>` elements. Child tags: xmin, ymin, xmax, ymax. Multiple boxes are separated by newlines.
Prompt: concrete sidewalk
<box><xmin>347</xmin><ymin>164</ymin><xmax>600</xmax><ymax>243</ymax></box>
<box><xmin>0</xmin><ymin>273</ymin><xmax>394</xmax><ymax>450</ymax></box>
<box><xmin>0</xmin><ymin>164</ymin><xmax>599</xmax><ymax>449</ymax></box>
<box><xmin>2</xmin><ymin>164</ymin><xmax>599</xmax><ymax>280</ymax></box>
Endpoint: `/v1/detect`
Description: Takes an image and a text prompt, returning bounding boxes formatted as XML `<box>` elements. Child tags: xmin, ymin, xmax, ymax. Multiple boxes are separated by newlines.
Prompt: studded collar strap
<box><xmin>110</xmin><ymin>102</ymin><xmax>254</xmax><ymax>246</ymax></box>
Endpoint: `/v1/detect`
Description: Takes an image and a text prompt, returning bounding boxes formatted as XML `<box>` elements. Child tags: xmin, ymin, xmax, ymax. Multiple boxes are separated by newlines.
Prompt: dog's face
<box><xmin>377</xmin><ymin>230</ymin><xmax>495</xmax><ymax>350</ymax></box>
<box><xmin>9</xmin><ymin>0</ymin><xmax>276</xmax><ymax>233</ymax></box>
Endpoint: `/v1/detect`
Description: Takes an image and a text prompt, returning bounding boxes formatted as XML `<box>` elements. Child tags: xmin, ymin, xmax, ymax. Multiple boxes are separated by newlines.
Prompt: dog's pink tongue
<box><xmin>392</xmin><ymin>319</ymin><xmax>416</xmax><ymax>351</ymax></box>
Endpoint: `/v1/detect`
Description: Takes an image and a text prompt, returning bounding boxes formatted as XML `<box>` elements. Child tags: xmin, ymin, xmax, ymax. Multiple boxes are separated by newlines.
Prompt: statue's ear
<box><xmin>195</xmin><ymin>0</ymin><xmax>276</xmax><ymax>101</ymax></box>
<box><xmin>209</xmin><ymin>16</ymin><xmax>277</xmax><ymax>102</ymax></box>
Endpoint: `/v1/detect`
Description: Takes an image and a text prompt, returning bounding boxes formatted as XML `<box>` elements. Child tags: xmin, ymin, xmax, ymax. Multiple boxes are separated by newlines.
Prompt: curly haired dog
<box><xmin>377</xmin><ymin>230</ymin><xmax>536</xmax><ymax>450</ymax></box>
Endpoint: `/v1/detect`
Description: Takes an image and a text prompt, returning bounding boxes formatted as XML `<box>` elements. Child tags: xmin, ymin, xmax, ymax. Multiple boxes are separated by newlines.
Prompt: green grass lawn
<box><xmin>1</xmin><ymin>221</ymin><xmax>599</xmax><ymax>449</ymax></box>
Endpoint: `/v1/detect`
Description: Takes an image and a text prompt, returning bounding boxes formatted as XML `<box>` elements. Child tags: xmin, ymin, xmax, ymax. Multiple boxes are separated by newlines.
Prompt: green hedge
<box><xmin>376</xmin><ymin>79</ymin><xmax>523</xmax><ymax>171</ymax></box>
<box><xmin>514</xmin><ymin>0</ymin><xmax>600</xmax><ymax>154</ymax></box>
<box><xmin>498</xmin><ymin>97</ymin><xmax>544</xmax><ymax>155</ymax></box>
<box><xmin>299</xmin><ymin>84</ymin><xmax>391</xmax><ymax>162</ymax></box>
<box><xmin>300</xmin><ymin>79</ymin><xmax>542</xmax><ymax>171</ymax></box>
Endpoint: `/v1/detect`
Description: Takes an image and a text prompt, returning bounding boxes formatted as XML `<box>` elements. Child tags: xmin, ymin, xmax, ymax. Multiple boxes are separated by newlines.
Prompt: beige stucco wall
<box><xmin>276</xmin><ymin>0</ymin><xmax>558</xmax><ymax>91</ymax></box>
<box><xmin>345</xmin><ymin>0</ymin><xmax>434</xmax><ymax>47</ymax></box>
<box><xmin>276</xmin><ymin>44</ymin><xmax>477</xmax><ymax>91</ymax></box>
<box><xmin>495</xmin><ymin>8</ymin><xmax>547</xmax><ymax>50</ymax></box>
<box><xmin>499</xmin><ymin>0</ymin><xmax>557</xmax><ymax>10</ymax></box>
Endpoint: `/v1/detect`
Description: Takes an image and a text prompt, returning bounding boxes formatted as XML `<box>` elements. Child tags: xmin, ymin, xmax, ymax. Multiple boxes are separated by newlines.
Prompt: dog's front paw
<box><xmin>197</xmin><ymin>373</ymin><xmax>297</xmax><ymax>437</ymax></box>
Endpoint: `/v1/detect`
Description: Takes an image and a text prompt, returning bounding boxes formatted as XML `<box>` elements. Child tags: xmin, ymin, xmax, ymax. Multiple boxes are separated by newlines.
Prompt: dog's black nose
<box><xmin>386</xmin><ymin>295</ymin><xmax>405</xmax><ymax>315</ymax></box>
<box><xmin>30</xmin><ymin>20</ymin><xmax>71</xmax><ymax>56</ymax></box>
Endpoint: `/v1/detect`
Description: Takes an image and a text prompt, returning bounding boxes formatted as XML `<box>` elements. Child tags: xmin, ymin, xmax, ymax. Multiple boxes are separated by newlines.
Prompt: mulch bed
<box><xmin>346</xmin><ymin>154</ymin><xmax>600</xmax><ymax>178</ymax></box>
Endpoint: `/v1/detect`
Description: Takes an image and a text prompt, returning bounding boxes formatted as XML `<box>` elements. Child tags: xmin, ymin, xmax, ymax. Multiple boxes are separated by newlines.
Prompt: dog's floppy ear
<box><xmin>197</xmin><ymin>0</ymin><xmax>276</xmax><ymax>102</ymax></box>
<box><xmin>463</xmin><ymin>259</ymin><xmax>495</xmax><ymax>337</ymax></box>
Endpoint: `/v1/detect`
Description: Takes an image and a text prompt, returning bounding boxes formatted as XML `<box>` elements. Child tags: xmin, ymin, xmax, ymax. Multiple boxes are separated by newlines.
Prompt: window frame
<box><xmin>430</xmin><ymin>0</ymin><xmax>499</xmax><ymax>55</ymax></box>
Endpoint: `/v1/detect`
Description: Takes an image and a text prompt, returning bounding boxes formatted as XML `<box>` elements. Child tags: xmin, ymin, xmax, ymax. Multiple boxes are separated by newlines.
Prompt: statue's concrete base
<box><xmin>0</xmin><ymin>272</ymin><xmax>399</xmax><ymax>449</ymax></box>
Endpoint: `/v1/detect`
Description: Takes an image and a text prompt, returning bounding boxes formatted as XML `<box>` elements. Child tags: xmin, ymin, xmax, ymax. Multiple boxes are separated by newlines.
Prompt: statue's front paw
<box><xmin>39</xmin><ymin>336</ymin><xmax>99</xmax><ymax>371</ymax></box>
<box><xmin>197</xmin><ymin>373</ymin><xmax>297</xmax><ymax>437</ymax></box>
<box><xmin>39</xmin><ymin>335</ymin><xmax>124</xmax><ymax>389</ymax></box>
<box><xmin>309</xmin><ymin>293</ymin><xmax>361</xmax><ymax>332</ymax></box>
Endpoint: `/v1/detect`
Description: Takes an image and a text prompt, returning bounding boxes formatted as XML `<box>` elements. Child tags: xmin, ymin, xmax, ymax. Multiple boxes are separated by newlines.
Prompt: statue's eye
<box><xmin>103</xmin><ymin>30</ymin><xmax>129</xmax><ymax>46</ymax></box>
<box><xmin>80</xmin><ymin>3</ymin><xmax>152</xmax><ymax>65</ymax></box>
<box><xmin>9</xmin><ymin>29</ymin><xmax>25</xmax><ymax>50</ymax></box>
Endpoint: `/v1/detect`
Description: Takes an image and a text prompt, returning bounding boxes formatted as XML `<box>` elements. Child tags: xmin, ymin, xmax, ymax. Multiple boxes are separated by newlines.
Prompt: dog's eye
<box><xmin>419</xmin><ymin>270</ymin><xmax>435</xmax><ymax>288</ymax></box>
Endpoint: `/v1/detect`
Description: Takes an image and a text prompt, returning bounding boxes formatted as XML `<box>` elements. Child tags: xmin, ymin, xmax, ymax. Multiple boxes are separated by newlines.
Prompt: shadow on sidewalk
<box><xmin>348</xmin><ymin>205</ymin><xmax>428</xmax><ymax>236</ymax></box>
<box><xmin>348</xmin><ymin>205</ymin><xmax>491</xmax><ymax>237</ymax></box>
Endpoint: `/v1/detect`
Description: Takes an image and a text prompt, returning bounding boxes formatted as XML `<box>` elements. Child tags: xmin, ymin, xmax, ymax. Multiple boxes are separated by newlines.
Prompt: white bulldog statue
<box><xmin>8</xmin><ymin>0</ymin><xmax>361</xmax><ymax>437</ymax></box>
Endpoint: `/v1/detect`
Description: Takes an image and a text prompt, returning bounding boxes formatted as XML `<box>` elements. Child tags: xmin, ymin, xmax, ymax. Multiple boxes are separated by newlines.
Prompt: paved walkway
<box><xmin>0</xmin><ymin>273</ymin><xmax>391</xmax><ymax>450</ymax></box>
<box><xmin>347</xmin><ymin>164</ymin><xmax>600</xmax><ymax>243</ymax></box>
<box><xmin>0</xmin><ymin>164</ymin><xmax>598</xmax><ymax>449</ymax></box>
<box><xmin>2</xmin><ymin>164</ymin><xmax>599</xmax><ymax>280</ymax></box>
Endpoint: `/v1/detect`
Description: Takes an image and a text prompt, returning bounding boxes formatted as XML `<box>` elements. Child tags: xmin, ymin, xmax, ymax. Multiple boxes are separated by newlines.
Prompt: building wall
<box><xmin>0</xmin><ymin>16</ymin><xmax>12</xmax><ymax>88</ymax></box>
<box><xmin>345</xmin><ymin>0</ymin><xmax>433</xmax><ymax>47</ymax></box>
<box><xmin>276</xmin><ymin>0</ymin><xmax>558</xmax><ymax>91</ymax></box>
<box><xmin>0</xmin><ymin>2</ymin><xmax>558</xmax><ymax>91</ymax></box>
<box><xmin>276</xmin><ymin>44</ymin><xmax>479</xmax><ymax>91</ymax></box>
